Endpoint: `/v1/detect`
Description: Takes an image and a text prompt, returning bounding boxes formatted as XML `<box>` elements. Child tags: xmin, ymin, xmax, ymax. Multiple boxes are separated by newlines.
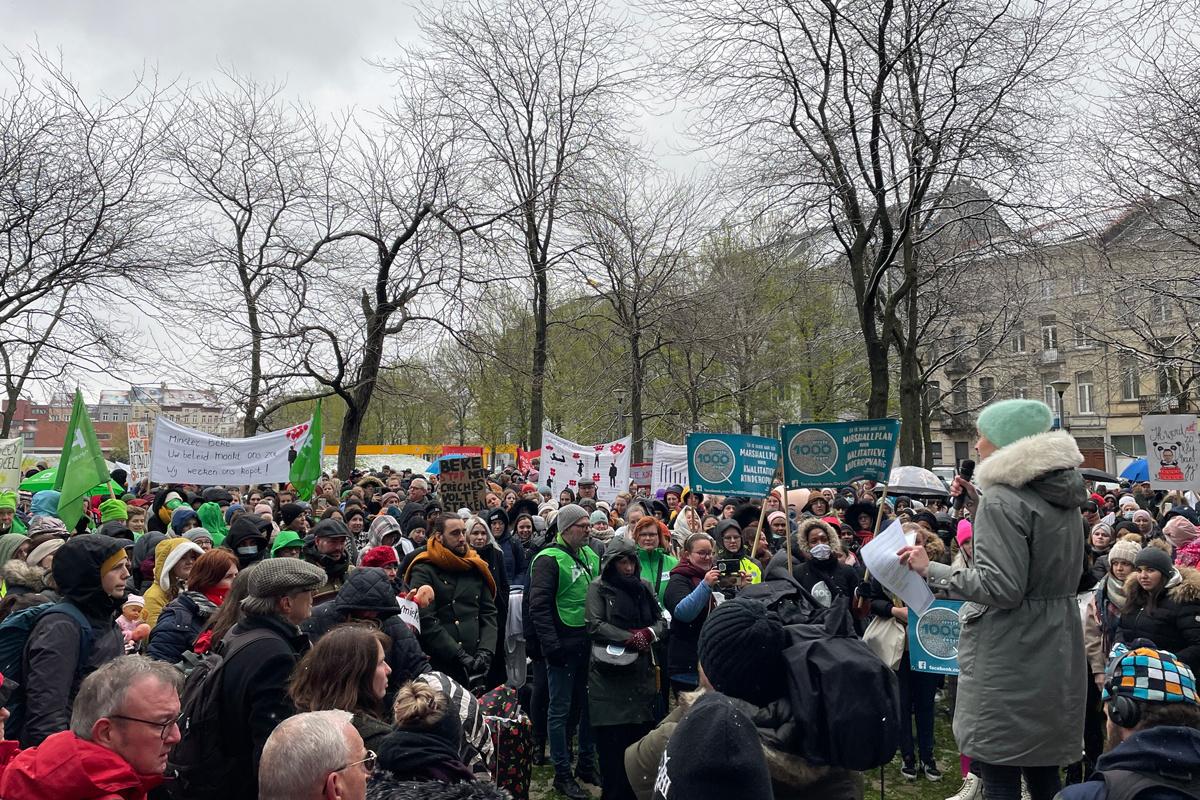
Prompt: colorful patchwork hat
<box><xmin>1104</xmin><ymin>643</ymin><xmax>1199</xmax><ymax>705</ymax></box>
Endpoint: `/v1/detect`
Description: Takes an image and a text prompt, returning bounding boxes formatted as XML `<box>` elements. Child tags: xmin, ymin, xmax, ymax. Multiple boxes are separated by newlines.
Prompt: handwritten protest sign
<box><xmin>0</xmin><ymin>438</ymin><xmax>21</xmax><ymax>492</ymax></box>
<box><xmin>127</xmin><ymin>422</ymin><xmax>152</xmax><ymax>488</ymax></box>
<box><xmin>149</xmin><ymin>417</ymin><xmax>313</xmax><ymax>485</ymax></box>
<box><xmin>1142</xmin><ymin>415</ymin><xmax>1200</xmax><ymax>490</ymax></box>
<box><xmin>437</xmin><ymin>456</ymin><xmax>489</xmax><ymax>511</ymax></box>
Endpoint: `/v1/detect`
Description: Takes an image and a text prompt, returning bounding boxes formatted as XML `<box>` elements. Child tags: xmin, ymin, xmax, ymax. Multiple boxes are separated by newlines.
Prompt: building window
<box><xmin>1152</xmin><ymin>295</ymin><xmax>1172</xmax><ymax>323</ymax></box>
<box><xmin>1072</xmin><ymin>275</ymin><xmax>1091</xmax><ymax>295</ymax></box>
<box><xmin>1044</xmin><ymin>385</ymin><xmax>1062</xmax><ymax>413</ymax></box>
<box><xmin>929</xmin><ymin>442</ymin><xmax>944</xmax><ymax>465</ymax></box>
<box><xmin>1120</xmin><ymin>354</ymin><xmax>1140</xmax><ymax>401</ymax></box>
<box><xmin>1041</xmin><ymin>280</ymin><xmax>1056</xmax><ymax>299</ymax></box>
<box><xmin>1073</xmin><ymin>315</ymin><xmax>1095</xmax><ymax>349</ymax></box>
<box><xmin>979</xmin><ymin>376</ymin><xmax>995</xmax><ymax>404</ymax></box>
<box><xmin>1076</xmin><ymin>371</ymin><xmax>1094</xmax><ymax>414</ymax></box>
<box><xmin>1013</xmin><ymin>384</ymin><xmax>1028</xmax><ymax>400</ymax></box>
<box><xmin>1111</xmin><ymin>434</ymin><xmax>1147</xmax><ymax>457</ymax></box>
<box><xmin>1041</xmin><ymin>322</ymin><xmax>1058</xmax><ymax>351</ymax></box>
<box><xmin>951</xmin><ymin>383</ymin><xmax>968</xmax><ymax>411</ymax></box>
<box><xmin>1011</xmin><ymin>328</ymin><xmax>1026</xmax><ymax>353</ymax></box>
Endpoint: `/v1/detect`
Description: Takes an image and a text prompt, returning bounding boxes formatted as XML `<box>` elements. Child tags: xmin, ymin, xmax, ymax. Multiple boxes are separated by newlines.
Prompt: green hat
<box><xmin>976</xmin><ymin>399</ymin><xmax>1054</xmax><ymax>449</ymax></box>
<box><xmin>0</xmin><ymin>492</ymin><xmax>15</xmax><ymax>512</ymax></box>
<box><xmin>99</xmin><ymin>498</ymin><xmax>128</xmax><ymax>522</ymax></box>
<box><xmin>271</xmin><ymin>529</ymin><xmax>304</xmax><ymax>556</ymax></box>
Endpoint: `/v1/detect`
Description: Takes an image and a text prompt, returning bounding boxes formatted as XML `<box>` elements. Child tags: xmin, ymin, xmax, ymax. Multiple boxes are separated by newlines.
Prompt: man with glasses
<box><xmin>529</xmin><ymin>504</ymin><xmax>601</xmax><ymax>799</ymax></box>
<box><xmin>260</xmin><ymin>710</ymin><xmax>371</xmax><ymax>800</ymax></box>
<box><xmin>0</xmin><ymin>655</ymin><xmax>181</xmax><ymax>800</ymax></box>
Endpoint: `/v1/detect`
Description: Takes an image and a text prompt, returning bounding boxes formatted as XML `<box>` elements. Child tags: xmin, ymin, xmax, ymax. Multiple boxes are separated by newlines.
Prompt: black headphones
<box><xmin>1106</xmin><ymin>676</ymin><xmax>1142</xmax><ymax>729</ymax></box>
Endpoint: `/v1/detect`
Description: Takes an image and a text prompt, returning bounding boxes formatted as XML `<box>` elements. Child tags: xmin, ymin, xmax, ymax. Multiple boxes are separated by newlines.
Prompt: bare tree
<box><xmin>0</xmin><ymin>52</ymin><xmax>173</xmax><ymax>434</ymax></box>
<box><xmin>164</xmin><ymin>73</ymin><xmax>342</xmax><ymax>435</ymax></box>
<box><xmin>382</xmin><ymin>0</ymin><xmax>639</xmax><ymax>449</ymax></box>
<box><xmin>648</xmin><ymin>0</ymin><xmax>1094</xmax><ymax>431</ymax></box>
<box><xmin>572</xmin><ymin>159</ymin><xmax>709</xmax><ymax>460</ymax></box>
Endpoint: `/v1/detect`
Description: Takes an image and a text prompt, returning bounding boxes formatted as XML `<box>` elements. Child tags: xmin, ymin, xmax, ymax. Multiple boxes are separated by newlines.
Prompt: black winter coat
<box><xmin>217</xmin><ymin>613</ymin><xmax>311</xmax><ymax>800</ymax></box>
<box><xmin>663</xmin><ymin>569</ymin><xmax>712</xmax><ymax>680</ymax></box>
<box><xmin>495</xmin><ymin>531</ymin><xmax>527</xmax><ymax>588</ymax></box>
<box><xmin>147</xmin><ymin>591</ymin><xmax>217</xmax><ymax>664</ymax></box>
<box><xmin>1116</xmin><ymin>567</ymin><xmax>1200</xmax><ymax>673</ymax></box>
<box><xmin>301</xmin><ymin>568</ymin><xmax>430</xmax><ymax>707</ymax></box>
<box><xmin>20</xmin><ymin>535</ymin><xmax>126</xmax><ymax>747</ymax></box>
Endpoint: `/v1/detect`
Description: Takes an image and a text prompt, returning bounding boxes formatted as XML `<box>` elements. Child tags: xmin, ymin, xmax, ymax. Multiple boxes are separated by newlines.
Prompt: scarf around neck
<box><xmin>404</xmin><ymin>535</ymin><xmax>497</xmax><ymax>596</ymax></box>
<box><xmin>670</xmin><ymin>558</ymin><xmax>709</xmax><ymax>589</ymax></box>
<box><xmin>1106</xmin><ymin>573</ymin><xmax>1128</xmax><ymax>608</ymax></box>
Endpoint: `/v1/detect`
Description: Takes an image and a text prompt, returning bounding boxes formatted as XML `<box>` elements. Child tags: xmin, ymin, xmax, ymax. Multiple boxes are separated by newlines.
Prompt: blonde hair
<box><xmin>392</xmin><ymin>680</ymin><xmax>446</xmax><ymax>728</ymax></box>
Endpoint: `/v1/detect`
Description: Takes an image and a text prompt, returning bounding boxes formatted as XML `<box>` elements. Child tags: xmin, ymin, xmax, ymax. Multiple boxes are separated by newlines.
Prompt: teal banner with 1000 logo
<box><xmin>780</xmin><ymin>419</ymin><xmax>901</xmax><ymax>488</ymax></box>
<box><xmin>685</xmin><ymin>432</ymin><xmax>780</xmax><ymax>496</ymax></box>
<box><xmin>908</xmin><ymin>599</ymin><xmax>964</xmax><ymax>675</ymax></box>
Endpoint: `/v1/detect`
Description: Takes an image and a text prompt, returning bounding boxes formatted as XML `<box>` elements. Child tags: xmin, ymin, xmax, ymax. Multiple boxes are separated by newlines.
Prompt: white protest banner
<box><xmin>859</xmin><ymin>518</ymin><xmax>934</xmax><ymax>615</ymax></box>
<box><xmin>149</xmin><ymin>417</ymin><xmax>314</xmax><ymax>485</ymax></box>
<box><xmin>0</xmin><ymin>438</ymin><xmax>21</xmax><ymax>492</ymax></box>
<box><xmin>1143</xmin><ymin>414</ymin><xmax>1200</xmax><ymax>490</ymax></box>
<box><xmin>538</xmin><ymin>431</ymin><xmax>631</xmax><ymax>503</ymax></box>
<box><xmin>651</xmin><ymin>440</ymin><xmax>689</xmax><ymax>496</ymax></box>
<box><xmin>126</xmin><ymin>422</ymin><xmax>152</xmax><ymax>488</ymax></box>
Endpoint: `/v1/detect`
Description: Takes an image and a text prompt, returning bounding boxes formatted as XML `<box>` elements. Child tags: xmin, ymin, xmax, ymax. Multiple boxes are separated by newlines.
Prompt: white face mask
<box><xmin>810</xmin><ymin>543</ymin><xmax>833</xmax><ymax>561</ymax></box>
<box><xmin>237</xmin><ymin>545</ymin><xmax>259</xmax><ymax>556</ymax></box>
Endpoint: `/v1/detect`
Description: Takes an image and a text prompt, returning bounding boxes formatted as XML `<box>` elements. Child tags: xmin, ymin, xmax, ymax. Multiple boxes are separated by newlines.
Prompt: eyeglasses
<box><xmin>336</xmin><ymin>750</ymin><xmax>377</xmax><ymax>774</ymax></box>
<box><xmin>691</xmin><ymin>550</ymin><xmax>714</xmax><ymax>558</ymax></box>
<box><xmin>109</xmin><ymin>713</ymin><xmax>183</xmax><ymax>741</ymax></box>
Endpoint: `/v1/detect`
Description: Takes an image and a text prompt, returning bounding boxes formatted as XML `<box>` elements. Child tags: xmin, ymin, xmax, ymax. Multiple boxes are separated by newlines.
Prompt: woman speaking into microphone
<box><xmin>898</xmin><ymin>399</ymin><xmax>1088</xmax><ymax>800</ymax></box>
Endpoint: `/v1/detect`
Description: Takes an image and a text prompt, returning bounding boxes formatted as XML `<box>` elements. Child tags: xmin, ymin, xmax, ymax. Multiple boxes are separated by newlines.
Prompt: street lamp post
<box><xmin>613</xmin><ymin>389</ymin><xmax>626</xmax><ymax>438</ymax></box>
<box><xmin>1050</xmin><ymin>379</ymin><xmax>1071</xmax><ymax>431</ymax></box>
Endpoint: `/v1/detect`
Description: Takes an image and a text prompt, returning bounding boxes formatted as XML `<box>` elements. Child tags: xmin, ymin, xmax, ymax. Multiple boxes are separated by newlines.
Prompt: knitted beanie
<box><xmin>279</xmin><ymin>503</ymin><xmax>306</xmax><ymax>527</ymax></box>
<box><xmin>653</xmin><ymin>692</ymin><xmax>772</xmax><ymax>800</ymax></box>
<box><xmin>698</xmin><ymin>598</ymin><xmax>787</xmax><ymax>707</ymax></box>
<box><xmin>1108</xmin><ymin>539</ymin><xmax>1141</xmax><ymax>566</ymax></box>
<box><xmin>1105</xmin><ymin>645</ymin><xmax>1198</xmax><ymax>705</ymax></box>
<box><xmin>99</xmin><ymin>498</ymin><xmax>128</xmax><ymax>522</ymax></box>
<box><xmin>556</xmin><ymin>504</ymin><xmax>589</xmax><ymax>535</ymax></box>
<box><xmin>1135</xmin><ymin>546</ymin><xmax>1174</xmax><ymax>577</ymax></box>
<box><xmin>976</xmin><ymin>399</ymin><xmax>1054</xmax><ymax>449</ymax></box>
<box><xmin>956</xmin><ymin>519</ymin><xmax>973</xmax><ymax>547</ymax></box>
<box><xmin>361</xmin><ymin>545</ymin><xmax>400</xmax><ymax>568</ymax></box>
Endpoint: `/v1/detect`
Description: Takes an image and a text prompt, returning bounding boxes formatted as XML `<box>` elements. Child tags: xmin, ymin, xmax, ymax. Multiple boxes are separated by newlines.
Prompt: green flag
<box><xmin>54</xmin><ymin>389</ymin><xmax>110</xmax><ymax>531</ymax></box>
<box><xmin>289</xmin><ymin>399</ymin><xmax>323</xmax><ymax>501</ymax></box>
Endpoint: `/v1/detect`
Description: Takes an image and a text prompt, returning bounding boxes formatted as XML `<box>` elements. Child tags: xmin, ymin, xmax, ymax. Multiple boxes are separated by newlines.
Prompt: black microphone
<box><xmin>953</xmin><ymin>459</ymin><xmax>976</xmax><ymax>511</ymax></box>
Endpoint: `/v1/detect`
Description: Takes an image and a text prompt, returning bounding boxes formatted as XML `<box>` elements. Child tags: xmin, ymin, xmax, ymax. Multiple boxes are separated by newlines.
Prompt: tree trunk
<box><xmin>241</xmin><ymin>265</ymin><xmax>264</xmax><ymax>438</ymax></box>
<box><xmin>336</xmin><ymin>311</ymin><xmax>387</xmax><ymax>478</ymax></box>
<box><xmin>336</xmin><ymin>401</ymin><xmax>366</xmax><ymax>480</ymax></box>
<box><xmin>528</xmin><ymin>259</ymin><xmax>549</xmax><ymax>449</ymax></box>
<box><xmin>630</xmin><ymin>332</ymin><xmax>644</xmax><ymax>462</ymax></box>
<box><xmin>897</xmin><ymin>344</ymin><xmax>924</xmax><ymax>466</ymax></box>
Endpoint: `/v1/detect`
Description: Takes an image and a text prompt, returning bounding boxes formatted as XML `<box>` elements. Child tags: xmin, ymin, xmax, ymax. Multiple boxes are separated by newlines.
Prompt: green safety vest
<box><xmin>533</xmin><ymin>536</ymin><xmax>599</xmax><ymax>628</ymax></box>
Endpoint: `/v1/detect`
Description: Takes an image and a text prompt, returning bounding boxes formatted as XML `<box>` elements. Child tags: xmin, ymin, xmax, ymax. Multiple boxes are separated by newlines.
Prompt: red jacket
<box><xmin>0</xmin><ymin>730</ymin><xmax>163</xmax><ymax>800</ymax></box>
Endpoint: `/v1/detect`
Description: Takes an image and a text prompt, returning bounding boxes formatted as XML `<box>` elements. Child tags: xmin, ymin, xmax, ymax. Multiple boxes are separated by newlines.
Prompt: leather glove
<box><xmin>472</xmin><ymin>651</ymin><xmax>493</xmax><ymax>673</ymax></box>
<box><xmin>456</xmin><ymin>649</ymin><xmax>475</xmax><ymax>674</ymax></box>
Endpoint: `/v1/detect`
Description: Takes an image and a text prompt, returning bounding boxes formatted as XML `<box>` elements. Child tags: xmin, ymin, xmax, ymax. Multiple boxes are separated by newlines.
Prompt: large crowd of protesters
<box><xmin>0</xmin><ymin>398</ymin><xmax>1197</xmax><ymax>800</ymax></box>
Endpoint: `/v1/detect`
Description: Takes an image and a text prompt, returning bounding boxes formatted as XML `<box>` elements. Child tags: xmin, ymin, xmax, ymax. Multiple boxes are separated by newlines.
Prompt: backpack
<box><xmin>166</xmin><ymin>628</ymin><xmax>275</xmax><ymax>800</ymax></box>
<box><xmin>1100</xmin><ymin>768</ymin><xmax>1200</xmax><ymax>800</ymax></box>
<box><xmin>0</xmin><ymin>602</ymin><xmax>93</xmax><ymax>741</ymax></box>
<box><xmin>781</xmin><ymin>597</ymin><xmax>901</xmax><ymax>771</ymax></box>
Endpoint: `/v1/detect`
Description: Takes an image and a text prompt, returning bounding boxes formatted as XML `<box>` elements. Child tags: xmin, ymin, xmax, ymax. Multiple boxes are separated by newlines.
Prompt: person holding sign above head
<box><xmin>898</xmin><ymin>399</ymin><xmax>1088</xmax><ymax>800</ymax></box>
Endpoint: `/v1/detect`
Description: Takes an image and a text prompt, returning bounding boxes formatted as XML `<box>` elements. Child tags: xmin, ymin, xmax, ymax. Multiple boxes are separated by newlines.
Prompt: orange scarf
<box><xmin>404</xmin><ymin>535</ymin><xmax>497</xmax><ymax>597</ymax></box>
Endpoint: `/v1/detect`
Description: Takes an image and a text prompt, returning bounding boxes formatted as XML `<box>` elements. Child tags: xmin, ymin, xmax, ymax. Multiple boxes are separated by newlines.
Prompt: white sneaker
<box><xmin>944</xmin><ymin>772</ymin><xmax>981</xmax><ymax>800</ymax></box>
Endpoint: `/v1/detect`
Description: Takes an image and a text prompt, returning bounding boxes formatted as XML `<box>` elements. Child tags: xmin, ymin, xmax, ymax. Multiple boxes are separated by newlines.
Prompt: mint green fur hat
<box><xmin>976</xmin><ymin>399</ymin><xmax>1054</xmax><ymax>449</ymax></box>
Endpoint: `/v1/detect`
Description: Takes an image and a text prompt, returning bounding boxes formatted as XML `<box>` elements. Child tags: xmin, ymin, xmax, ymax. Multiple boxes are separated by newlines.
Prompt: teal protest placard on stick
<box><xmin>781</xmin><ymin>419</ymin><xmax>901</xmax><ymax>488</ymax></box>
<box><xmin>685</xmin><ymin>433</ymin><xmax>780</xmax><ymax>495</ymax></box>
<box><xmin>908</xmin><ymin>600</ymin><xmax>964</xmax><ymax>675</ymax></box>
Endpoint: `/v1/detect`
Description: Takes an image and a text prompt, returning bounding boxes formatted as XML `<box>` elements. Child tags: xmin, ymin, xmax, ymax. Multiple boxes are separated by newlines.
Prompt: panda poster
<box><xmin>1142</xmin><ymin>415</ymin><xmax>1200</xmax><ymax>489</ymax></box>
<box><xmin>537</xmin><ymin>431</ymin><xmax>632</xmax><ymax>503</ymax></box>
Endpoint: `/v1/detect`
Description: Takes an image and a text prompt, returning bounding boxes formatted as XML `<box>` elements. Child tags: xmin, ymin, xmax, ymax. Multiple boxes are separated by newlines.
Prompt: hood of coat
<box><xmin>130</xmin><ymin>531</ymin><xmax>166</xmax><ymax>569</ymax></box>
<box><xmin>791</xmin><ymin>518</ymin><xmax>842</xmax><ymax>558</ymax></box>
<box><xmin>600</xmin><ymin>536</ymin><xmax>640</xmax><ymax>575</ymax></box>
<box><xmin>153</xmin><ymin>538</ymin><xmax>203</xmax><ymax>592</ymax></box>
<box><xmin>52</xmin><ymin>534</ymin><xmax>129</xmax><ymax>617</ymax></box>
<box><xmin>975</xmin><ymin>430</ymin><xmax>1086</xmax><ymax>506</ymax></box>
<box><xmin>0</xmin><ymin>730</ymin><xmax>163</xmax><ymax>799</ymax></box>
<box><xmin>723</xmin><ymin>693</ymin><xmax>836</xmax><ymax>791</ymax></box>
<box><xmin>3</xmin><ymin>559</ymin><xmax>46</xmax><ymax>593</ymax></box>
<box><xmin>226</xmin><ymin>516</ymin><xmax>271</xmax><ymax>550</ymax></box>
<box><xmin>0</xmin><ymin>533</ymin><xmax>28</xmax><ymax>565</ymax></box>
<box><xmin>1124</xmin><ymin>564</ymin><xmax>1200</xmax><ymax>605</ymax></box>
<box><xmin>1094</xmin><ymin>725</ymin><xmax>1200</xmax><ymax>778</ymax></box>
<box><xmin>332</xmin><ymin>567</ymin><xmax>401</xmax><ymax>617</ymax></box>
<box><xmin>368</xmin><ymin>514</ymin><xmax>402</xmax><ymax>548</ymax></box>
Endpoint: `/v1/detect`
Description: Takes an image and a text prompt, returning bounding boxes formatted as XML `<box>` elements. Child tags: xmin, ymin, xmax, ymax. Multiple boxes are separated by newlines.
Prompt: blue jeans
<box><xmin>547</xmin><ymin>657</ymin><xmax>595</xmax><ymax>777</ymax></box>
